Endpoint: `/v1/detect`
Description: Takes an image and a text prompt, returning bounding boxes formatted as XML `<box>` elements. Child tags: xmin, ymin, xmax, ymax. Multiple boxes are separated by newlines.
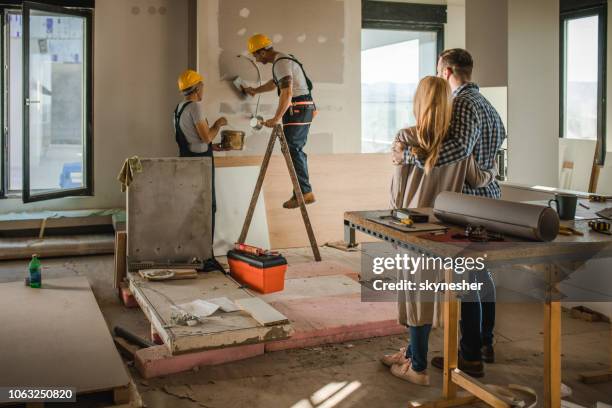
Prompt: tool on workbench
<box><xmin>392</xmin><ymin>209</ymin><xmax>429</xmax><ymax>223</ymax></box>
<box><xmin>237</xmin><ymin>124</ymin><xmax>321</xmax><ymax>261</ymax></box>
<box><xmin>589</xmin><ymin>194</ymin><xmax>612</xmax><ymax>202</ymax></box>
<box><xmin>558</xmin><ymin>225</ymin><xmax>584</xmax><ymax>236</ymax></box>
<box><xmin>234</xmin><ymin>243</ymin><xmax>279</xmax><ymax>257</ymax></box>
<box><xmin>589</xmin><ymin>220</ymin><xmax>611</xmax><ymax>235</ymax></box>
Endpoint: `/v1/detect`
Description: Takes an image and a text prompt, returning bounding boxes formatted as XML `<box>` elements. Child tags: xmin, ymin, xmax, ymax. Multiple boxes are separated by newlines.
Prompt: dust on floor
<box><xmin>0</xmin><ymin>249</ymin><xmax>611</xmax><ymax>407</ymax></box>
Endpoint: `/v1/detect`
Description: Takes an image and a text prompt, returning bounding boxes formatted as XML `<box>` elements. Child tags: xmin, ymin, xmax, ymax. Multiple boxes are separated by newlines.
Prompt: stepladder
<box><xmin>238</xmin><ymin>124</ymin><xmax>322</xmax><ymax>262</ymax></box>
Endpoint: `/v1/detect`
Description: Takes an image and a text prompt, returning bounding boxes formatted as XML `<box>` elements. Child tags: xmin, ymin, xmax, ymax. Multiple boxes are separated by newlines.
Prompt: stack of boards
<box><xmin>138</xmin><ymin>269</ymin><xmax>198</xmax><ymax>281</ymax></box>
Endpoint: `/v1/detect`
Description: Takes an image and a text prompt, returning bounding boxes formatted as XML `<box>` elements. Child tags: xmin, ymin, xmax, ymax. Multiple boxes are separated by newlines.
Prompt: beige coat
<box><xmin>390</xmin><ymin>127</ymin><xmax>497</xmax><ymax>327</ymax></box>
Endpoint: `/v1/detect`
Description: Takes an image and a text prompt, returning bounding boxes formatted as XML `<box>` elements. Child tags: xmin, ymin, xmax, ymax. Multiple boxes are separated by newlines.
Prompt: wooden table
<box><xmin>344</xmin><ymin>210</ymin><xmax>612</xmax><ymax>408</ymax></box>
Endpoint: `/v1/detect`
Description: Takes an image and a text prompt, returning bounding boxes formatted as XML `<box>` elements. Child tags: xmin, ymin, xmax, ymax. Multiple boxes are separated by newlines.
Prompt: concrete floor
<box><xmin>1</xmin><ymin>248</ymin><xmax>611</xmax><ymax>407</ymax></box>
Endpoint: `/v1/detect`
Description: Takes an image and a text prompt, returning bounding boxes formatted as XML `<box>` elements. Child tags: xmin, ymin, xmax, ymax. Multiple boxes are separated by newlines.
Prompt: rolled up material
<box><xmin>433</xmin><ymin>192</ymin><xmax>560</xmax><ymax>242</ymax></box>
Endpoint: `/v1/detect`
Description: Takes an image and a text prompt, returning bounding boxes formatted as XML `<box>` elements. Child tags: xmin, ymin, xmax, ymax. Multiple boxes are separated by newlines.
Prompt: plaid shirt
<box><xmin>410</xmin><ymin>82</ymin><xmax>506</xmax><ymax>198</ymax></box>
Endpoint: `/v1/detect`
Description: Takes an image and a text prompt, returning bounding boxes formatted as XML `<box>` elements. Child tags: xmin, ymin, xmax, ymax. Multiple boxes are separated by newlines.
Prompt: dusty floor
<box><xmin>1</xmin><ymin>248</ymin><xmax>611</xmax><ymax>407</ymax></box>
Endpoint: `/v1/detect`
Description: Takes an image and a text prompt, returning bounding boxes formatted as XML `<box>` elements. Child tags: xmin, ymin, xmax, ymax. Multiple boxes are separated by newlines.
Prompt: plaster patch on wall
<box><xmin>237</xmin><ymin>28</ymin><xmax>247</xmax><ymax>36</ymax></box>
<box><xmin>218</xmin><ymin>0</ymin><xmax>345</xmax><ymax>84</ymax></box>
<box><xmin>239</xmin><ymin>8</ymin><xmax>250</xmax><ymax>18</ymax></box>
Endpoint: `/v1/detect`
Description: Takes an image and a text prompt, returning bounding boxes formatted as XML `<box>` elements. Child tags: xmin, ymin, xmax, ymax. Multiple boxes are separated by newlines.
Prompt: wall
<box><xmin>507</xmin><ymin>0</ymin><xmax>559</xmax><ymax>187</ymax></box>
<box><xmin>197</xmin><ymin>0</ymin><xmax>361</xmax><ymax>157</ymax></box>
<box><xmin>465</xmin><ymin>0</ymin><xmax>507</xmax><ymax>88</ymax></box>
<box><xmin>0</xmin><ymin>0</ymin><xmax>190</xmax><ymax>214</ymax></box>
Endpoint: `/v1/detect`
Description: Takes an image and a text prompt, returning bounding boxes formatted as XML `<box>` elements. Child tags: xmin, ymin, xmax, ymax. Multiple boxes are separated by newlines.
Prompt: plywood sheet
<box><xmin>262</xmin><ymin>153</ymin><xmax>394</xmax><ymax>248</ymax></box>
<box><xmin>127</xmin><ymin>158</ymin><xmax>213</xmax><ymax>264</ymax></box>
<box><xmin>0</xmin><ymin>277</ymin><xmax>130</xmax><ymax>393</ymax></box>
<box><xmin>128</xmin><ymin>271</ymin><xmax>292</xmax><ymax>354</ymax></box>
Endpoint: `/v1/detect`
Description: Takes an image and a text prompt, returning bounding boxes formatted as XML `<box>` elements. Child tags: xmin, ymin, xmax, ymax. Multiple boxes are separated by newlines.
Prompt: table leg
<box><xmin>443</xmin><ymin>268</ymin><xmax>459</xmax><ymax>399</ymax></box>
<box><xmin>544</xmin><ymin>263</ymin><xmax>562</xmax><ymax>408</ymax></box>
<box><xmin>344</xmin><ymin>221</ymin><xmax>356</xmax><ymax>247</ymax></box>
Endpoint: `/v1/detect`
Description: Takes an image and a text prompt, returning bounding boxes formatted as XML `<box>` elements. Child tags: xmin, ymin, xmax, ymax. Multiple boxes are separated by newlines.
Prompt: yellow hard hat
<box><xmin>178</xmin><ymin>70</ymin><xmax>203</xmax><ymax>92</ymax></box>
<box><xmin>248</xmin><ymin>34</ymin><xmax>273</xmax><ymax>54</ymax></box>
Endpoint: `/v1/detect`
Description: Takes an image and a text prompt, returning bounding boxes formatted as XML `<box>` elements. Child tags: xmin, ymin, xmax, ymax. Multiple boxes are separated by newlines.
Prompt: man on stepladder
<box><xmin>242</xmin><ymin>34</ymin><xmax>317</xmax><ymax>209</ymax></box>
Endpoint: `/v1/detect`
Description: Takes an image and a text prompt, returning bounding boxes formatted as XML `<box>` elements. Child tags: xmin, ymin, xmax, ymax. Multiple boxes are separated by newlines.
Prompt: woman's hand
<box><xmin>242</xmin><ymin>86</ymin><xmax>257</xmax><ymax>97</ymax></box>
<box><xmin>391</xmin><ymin>141</ymin><xmax>406</xmax><ymax>165</ymax></box>
<box><xmin>214</xmin><ymin>117</ymin><xmax>228</xmax><ymax>128</ymax></box>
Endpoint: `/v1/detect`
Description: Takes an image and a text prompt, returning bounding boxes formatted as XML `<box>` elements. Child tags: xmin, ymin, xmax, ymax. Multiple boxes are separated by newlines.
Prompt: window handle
<box><xmin>25</xmin><ymin>98</ymin><xmax>40</xmax><ymax>106</ymax></box>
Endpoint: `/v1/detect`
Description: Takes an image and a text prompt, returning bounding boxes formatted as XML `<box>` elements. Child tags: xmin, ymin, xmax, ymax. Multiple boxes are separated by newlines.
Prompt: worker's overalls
<box><xmin>272</xmin><ymin>55</ymin><xmax>316</xmax><ymax>196</ymax></box>
<box><xmin>174</xmin><ymin>101</ymin><xmax>216</xmax><ymax>238</ymax></box>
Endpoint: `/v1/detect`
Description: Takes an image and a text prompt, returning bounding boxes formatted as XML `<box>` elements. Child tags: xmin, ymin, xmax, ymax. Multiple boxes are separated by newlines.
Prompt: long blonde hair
<box><xmin>412</xmin><ymin>76</ymin><xmax>452</xmax><ymax>173</ymax></box>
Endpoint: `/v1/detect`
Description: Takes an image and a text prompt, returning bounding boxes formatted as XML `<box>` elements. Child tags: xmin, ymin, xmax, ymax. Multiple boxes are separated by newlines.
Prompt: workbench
<box><xmin>344</xmin><ymin>209</ymin><xmax>612</xmax><ymax>408</ymax></box>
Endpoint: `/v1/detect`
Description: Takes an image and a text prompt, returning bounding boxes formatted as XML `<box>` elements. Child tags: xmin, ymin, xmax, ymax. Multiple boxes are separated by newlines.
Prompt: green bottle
<box><xmin>29</xmin><ymin>254</ymin><xmax>42</xmax><ymax>288</ymax></box>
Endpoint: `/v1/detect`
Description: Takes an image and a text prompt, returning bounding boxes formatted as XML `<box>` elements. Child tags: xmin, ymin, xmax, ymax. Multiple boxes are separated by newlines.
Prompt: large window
<box><xmin>361</xmin><ymin>1</ymin><xmax>445</xmax><ymax>153</ymax></box>
<box><xmin>361</xmin><ymin>29</ymin><xmax>438</xmax><ymax>152</ymax></box>
<box><xmin>1</xmin><ymin>1</ymin><xmax>93</xmax><ymax>203</ymax></box>
<box><xmin>560</xmin><ymin>2</ymin><xmax>607</xmax><ymax>163</ymax></box>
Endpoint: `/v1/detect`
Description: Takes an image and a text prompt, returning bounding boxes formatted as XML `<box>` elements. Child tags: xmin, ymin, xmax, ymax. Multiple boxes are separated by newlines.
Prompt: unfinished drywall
<box><xmin>507</xmin><ymin>0</ymin><xmax>559</xmax><ymax>187</ymax></box>
<box><xmin>0</xmin><ymin>0</ymin><xmax>190</xmax><ymax>213</ymax></box>
<box><xmin>197</xmin><ymin>0</ymin><xmax>360</xmax><ymax>156</ymax></box>
<box><xmin>218</xmin><ymin>0</ymin><xmax>344</xmax><ymax>83</ymax></box>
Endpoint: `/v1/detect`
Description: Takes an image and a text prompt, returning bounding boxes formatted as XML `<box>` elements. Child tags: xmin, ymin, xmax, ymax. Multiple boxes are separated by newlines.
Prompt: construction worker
<box><xmin>242</xmin><ymin>34</ymin><xmax>317</xmax><ymax>209</ymax></box>
<box><xmin>174</xmin><ymin>69</ymin><xmax>228</xmax><ymax>239</ymax></box>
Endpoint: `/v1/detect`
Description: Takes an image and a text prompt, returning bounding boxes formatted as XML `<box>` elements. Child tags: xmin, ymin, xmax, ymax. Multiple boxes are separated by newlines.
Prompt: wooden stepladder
<box><xmin>238</xmin><ymin>124</ymin><xmax>322</xmax><ymax>262</ymax></box>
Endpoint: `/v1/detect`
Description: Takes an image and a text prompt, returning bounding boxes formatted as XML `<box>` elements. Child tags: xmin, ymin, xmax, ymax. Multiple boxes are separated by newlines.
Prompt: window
<box><xmin>1</xmin><ymin>1</ymin><xmax>93</xmax><ymax>203</ymax></box>
<box><xmin>560</xmin><ymin>2</ymin><xmax>607</xmax><ymax>164</ymax></box>
<box><xmin>361</xmin><ymin>1</ymin><xmax>445</xmax><ymax>153</ymax></box>
<box><xmin>361</xmin><ymin>29</ymin><xmax>439</xmax><ymax>153</ymax></box>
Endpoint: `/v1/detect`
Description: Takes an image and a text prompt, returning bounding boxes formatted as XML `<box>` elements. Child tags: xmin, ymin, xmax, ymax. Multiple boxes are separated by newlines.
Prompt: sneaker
<box><xmin>380</xmin><ymin>347</ymin><xmax>409</xmax><ymax>367</ymax></box>
<box><xmin>481</xmin><ymin>344</ymin><xmax>495</xmax><ymax>363</ymax></box>
<box><xmin>283</xmin><ymin>192</ymin><xmax>316</xmax><ymax>209</ymax></box>
<box><xmin>390</xmin><ymin>362</ymin><xmax>430</xmax><ymax>386</ymax></box>
<box><xmin>431</xmin><ymin>355</ymin><xmax>484</xmax><ymax>378</ymax></box>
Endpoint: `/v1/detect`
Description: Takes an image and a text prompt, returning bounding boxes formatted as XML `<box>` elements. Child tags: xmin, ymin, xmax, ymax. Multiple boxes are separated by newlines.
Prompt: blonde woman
<box><xmin>381</xmin><ymin>76</ymin><xmax>497</xmax><ymax>385</ymax></box>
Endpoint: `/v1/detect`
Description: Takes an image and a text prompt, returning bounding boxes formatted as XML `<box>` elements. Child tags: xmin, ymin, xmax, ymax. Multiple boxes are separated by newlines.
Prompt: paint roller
<box><xmin>433</xmin><ymin>192</ymin><xmax>560</xmax><ymax>242</ymax></box>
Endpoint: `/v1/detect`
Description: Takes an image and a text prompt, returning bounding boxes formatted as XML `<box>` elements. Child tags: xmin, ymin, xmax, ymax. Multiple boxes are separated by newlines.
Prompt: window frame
<box><xmin>21</xmin><ymin>1</ymin><xmax>93</xmax><ymax>202</ymax></box>
<box><xmin>559</xmin><ymin>3</ymin><xmax>607</xmax><ymax>166</ymax></box>
<box><xmin>362</xmin><ymin>0</ymin><xmax>445</xmax><ymax>54</ymax></box>
<box><xmin>0</xmin><ymin>1</ymin><xmax>94</xmax><ymax>202</ymax></box>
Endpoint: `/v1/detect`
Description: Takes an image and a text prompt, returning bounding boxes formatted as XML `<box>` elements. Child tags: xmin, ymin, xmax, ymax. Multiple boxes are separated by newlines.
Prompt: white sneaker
<box><xmin>380</xmin><ymin>347</ymin><xmax>409</xmax><ymax>367</ymax></box>
<box><xmin>390</xmin><ymin>362</ymin><xmax>430</xmax><ymax>386</ymax></box>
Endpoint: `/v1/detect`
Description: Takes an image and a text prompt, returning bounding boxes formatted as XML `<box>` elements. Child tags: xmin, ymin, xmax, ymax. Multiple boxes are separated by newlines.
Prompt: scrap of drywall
<box><xmin>218</xmin><ymin>0</ymin><xmax>345</xmax><ymax>83</ymax></box>
<box><xmin>214</xmin><ymin>166</ymin><xmax>271</xmax><ymax>254</ymax></box>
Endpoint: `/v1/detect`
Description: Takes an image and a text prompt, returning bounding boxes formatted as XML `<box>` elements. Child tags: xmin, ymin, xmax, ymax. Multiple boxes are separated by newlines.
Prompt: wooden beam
<box><xmin>443</xmin><ymin>268</ymin><xmax>459</xmax><ymax>399</ymax></box>
<box><xmin>544</xmin><ymin>300</ymin><xmax>562</xmax><ymax>407</ymax></box>
<box><xmin>451</xmin><ymin>370</ymin><xmax>512</xmax><ymax>408</ymax></box>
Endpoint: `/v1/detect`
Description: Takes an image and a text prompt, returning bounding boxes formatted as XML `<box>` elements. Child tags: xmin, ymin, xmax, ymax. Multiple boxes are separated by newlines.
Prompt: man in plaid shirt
<box><xmin>395</xmin><ymin>49</ymin><xmax>505</xmax><ymax>377</ymax></box>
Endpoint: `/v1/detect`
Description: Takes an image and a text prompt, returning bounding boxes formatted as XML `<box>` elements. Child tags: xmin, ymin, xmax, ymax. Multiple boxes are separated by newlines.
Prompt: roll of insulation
<box><xmin>433</xmin><ymin>192</ymin><xmax>560</xmax><ymax>242</ymax></box>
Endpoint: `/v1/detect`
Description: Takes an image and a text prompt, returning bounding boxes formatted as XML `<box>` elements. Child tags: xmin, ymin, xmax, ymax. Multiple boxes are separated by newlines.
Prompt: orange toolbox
<box><xmin>227</xmin><ymin>249</ymin><xmax>287</xmax><ymax>294</ymax></box>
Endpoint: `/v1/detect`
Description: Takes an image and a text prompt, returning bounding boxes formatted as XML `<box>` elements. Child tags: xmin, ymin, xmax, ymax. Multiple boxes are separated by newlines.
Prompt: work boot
<box><xmin>283</xmin><ymin>192</ymin><xmax>316</xmax><ymax>209</ymax></box>
<box><xmin>390</xmin><ymin>361</ymin><xmax>430</xmax><ymax>386</ymax></box>
<box><xmin>380</xmin><ymin>347</ymin><xmax>409</xmax><ymax>367</ymax></box>
<box><xmin>431</xmin><ymin>355</ymin><xmax>484</xmax><ymax>378</ymax></box>
<box><xmin>481</xmin><ymin>344</ymin><xmax>495</xmax><ymax>364</ymax></box>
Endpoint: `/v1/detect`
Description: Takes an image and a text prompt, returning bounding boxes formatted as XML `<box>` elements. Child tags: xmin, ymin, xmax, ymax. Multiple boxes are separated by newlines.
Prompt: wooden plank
<box><xmin>235</xmin><ymin>297</ymin><xmax>289</xmax><ymax>326</ymax></box>
<box><xmin>264</xmin><ymin>154</ymin><xmax>393</xmax><ymax>249</ymax></box>
<box><xmin>443</xmin><ymin>268</ymin><xmax>459</xmax><ymax>399</ymax></box>
<box><xmin>578</xmin><ymin>370</ymin><xmax>612</xmax><ymax>384</ymax></box>
<box><xmin>0</xmin><ymin>277</ymin><xmax>130</xmax><ymax>395</ymax></box>
<box><xmin>451</xmin><ymin>370</ymin><xmax>513</xmax><ymax>408</ymax></box>
<box><xmin>544</xmin><ymin>302</ymin><xmax>562</xmax><ymax>406</ymax></box>
<box><xmin>409</xmin><ymin>393</ymin><xmax>479</xmax><ymax>407</ymax></box>
<box><xmin>114</xmin><ymin>231</ymin><xmax>127</xmax><ymax>289</ymax></box>
<box><xmin>127</xmin><ymin>272</ymin><xmax>292</xmax><ymax>354</ymax></box>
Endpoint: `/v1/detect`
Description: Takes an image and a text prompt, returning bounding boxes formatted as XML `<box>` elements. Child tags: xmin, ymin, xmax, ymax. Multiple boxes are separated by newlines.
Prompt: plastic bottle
<box><xmin>29</xmin><ymin>254</ymin><xmax>42</xmax><ymax>288</ymax></box>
